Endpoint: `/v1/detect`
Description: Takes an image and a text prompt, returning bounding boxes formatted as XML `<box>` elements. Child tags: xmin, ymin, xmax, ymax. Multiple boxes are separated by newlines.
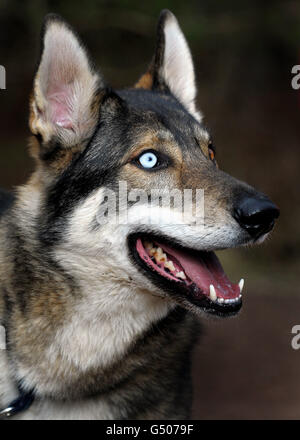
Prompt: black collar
<box><xmin>0</xmin><ymin>385</ymin><xmax>35</xmax><ymax>419</ymax></box>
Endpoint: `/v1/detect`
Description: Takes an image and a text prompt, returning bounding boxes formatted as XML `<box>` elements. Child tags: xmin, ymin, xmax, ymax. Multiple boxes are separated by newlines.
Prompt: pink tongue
<box><xmin>159</xmin><ymin>243</ymin><xmax>239</xmax><ymax>299</ymax></box>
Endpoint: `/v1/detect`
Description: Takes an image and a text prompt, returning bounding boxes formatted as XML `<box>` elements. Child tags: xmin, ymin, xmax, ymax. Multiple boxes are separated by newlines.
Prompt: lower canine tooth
<box><xmin>238</xmin><ymin>278</ymin><xmax>245</xmax><ymax>293</ymax></box>
<box><xmin>176</xmin><ymin>271</ymin><xmax>186</xmax><ymax>280</ymax></box>
<box><xmin>209</xmin><ymin>284</ymin><xmax>217</xmax><ymax>302</ymax></box>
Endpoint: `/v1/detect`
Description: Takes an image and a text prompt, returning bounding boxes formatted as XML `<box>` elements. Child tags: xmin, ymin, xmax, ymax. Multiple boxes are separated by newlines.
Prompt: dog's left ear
<box><xmin>135</xmin><ymin>10</ymin><xmax>201</xmax><ymax>122</ymax></box>
<box><xmin>30</xmin><ymin>14</ymin><xmax>104</xmax><ymax>156</ymax></box>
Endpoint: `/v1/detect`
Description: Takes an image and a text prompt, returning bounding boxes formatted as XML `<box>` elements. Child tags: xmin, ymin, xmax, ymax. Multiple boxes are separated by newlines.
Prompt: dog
<box><xmin>0</xmin><ymin>10</ymin><xmax>279</xmax><ymax>419</ymax></box>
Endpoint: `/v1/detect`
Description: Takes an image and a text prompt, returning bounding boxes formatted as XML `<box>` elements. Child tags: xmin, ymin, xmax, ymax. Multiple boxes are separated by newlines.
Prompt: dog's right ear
<box><xmin>29</xmin><ymin>14</ymin><xmax>106</xmax><ymax>165</ymax></box>
<box><xmin>135</xmin><ymin>10</ymin><xmax>201</xmax><ymax>122</ymax></box>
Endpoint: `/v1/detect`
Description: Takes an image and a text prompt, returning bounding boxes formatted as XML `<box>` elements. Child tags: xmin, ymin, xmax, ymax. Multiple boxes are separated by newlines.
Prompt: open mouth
<box><xmin>129</xmin><ymin>235</ymin><xmax>244</xmax><ymax>317</ymax></box>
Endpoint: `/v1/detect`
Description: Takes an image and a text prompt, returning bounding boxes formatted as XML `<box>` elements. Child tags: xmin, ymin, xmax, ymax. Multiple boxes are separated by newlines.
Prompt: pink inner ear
<box><xmin>47</xmin><ymin>86</ymin><xmax>73</xmax><ymax>129</ymax></box>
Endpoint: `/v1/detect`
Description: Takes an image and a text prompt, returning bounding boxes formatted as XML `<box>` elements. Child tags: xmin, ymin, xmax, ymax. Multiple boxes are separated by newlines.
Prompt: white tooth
<box><xmin>218</xmin><ymin>298</ymin><xmax>224</xmax><ymax>304</ymax></box>
<box><xmin>209</xmin><ymin>284</ymin><xmax>217</xmax><ymax>302</ymax></box>
<box><xmin>176</xmin><ymin>271</ymin><xmax>186</xmax><ymax>280</ymax></box>
<box><xmin>165</xmin><ymin>261</ymin><xmax>175</xmax><ymax>272</ymax></box>
<box><xmin>239</xmin><ymin>294</ymin><xmax>242</xmax><ymax>299</ymax></box>
<box><xmin>238</xmin><ymin>278</ymin><xmax>244</xmax><ymax>293</ymax></box>
<box><xmin>225</xmin><ymin>299</ymin><xmax>231</xmax><ymax>304</ymax></box>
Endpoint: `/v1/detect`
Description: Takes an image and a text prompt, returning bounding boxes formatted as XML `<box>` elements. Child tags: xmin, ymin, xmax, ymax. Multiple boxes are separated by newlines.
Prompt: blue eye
<box><xmin>138</xmin><ymin>151</ymin><xmax>158</xmax><ymax>169</ymax></box>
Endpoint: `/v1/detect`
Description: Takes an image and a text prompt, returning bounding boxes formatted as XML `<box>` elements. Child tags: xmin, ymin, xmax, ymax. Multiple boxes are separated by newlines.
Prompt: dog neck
<box><xmin>0</xmin><ymin>213</ymin><xmax>173</xmax><ymax>402</ymax></box>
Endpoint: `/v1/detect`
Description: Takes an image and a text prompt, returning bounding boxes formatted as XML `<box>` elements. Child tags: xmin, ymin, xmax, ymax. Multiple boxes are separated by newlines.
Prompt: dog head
<box><xmin>28</xmin><ymin>10</ymin><xmax>279</xmax><ymax>318</ymax></box>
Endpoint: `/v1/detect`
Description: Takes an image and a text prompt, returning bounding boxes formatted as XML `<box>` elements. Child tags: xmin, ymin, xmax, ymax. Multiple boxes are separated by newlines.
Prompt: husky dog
<box><xmin>0</xmin><ymin>10</ymin><xmax>279</xmax><ymax>419</ymax></box>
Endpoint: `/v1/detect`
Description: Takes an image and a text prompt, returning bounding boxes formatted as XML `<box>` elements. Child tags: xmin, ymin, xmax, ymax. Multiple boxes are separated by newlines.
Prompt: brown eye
<box><xmin>208</xmin><ymin>144</ymin><xmax>216</xmax><ymax>163</ymax></box>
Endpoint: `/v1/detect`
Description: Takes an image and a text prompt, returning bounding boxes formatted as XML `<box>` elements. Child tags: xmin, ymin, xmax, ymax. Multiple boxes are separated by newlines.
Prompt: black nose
<box><xmin>233</xmin><ymin>196</ymin><xmax>279</xmax><ymax>239</ymax></box>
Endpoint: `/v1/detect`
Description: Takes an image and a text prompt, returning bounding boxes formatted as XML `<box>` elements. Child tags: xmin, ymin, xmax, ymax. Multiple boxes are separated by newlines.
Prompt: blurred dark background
<box><xmin>0</xmin><ymin>0</ymin><xmax>300</xmax><ymax>419</ymax></box>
